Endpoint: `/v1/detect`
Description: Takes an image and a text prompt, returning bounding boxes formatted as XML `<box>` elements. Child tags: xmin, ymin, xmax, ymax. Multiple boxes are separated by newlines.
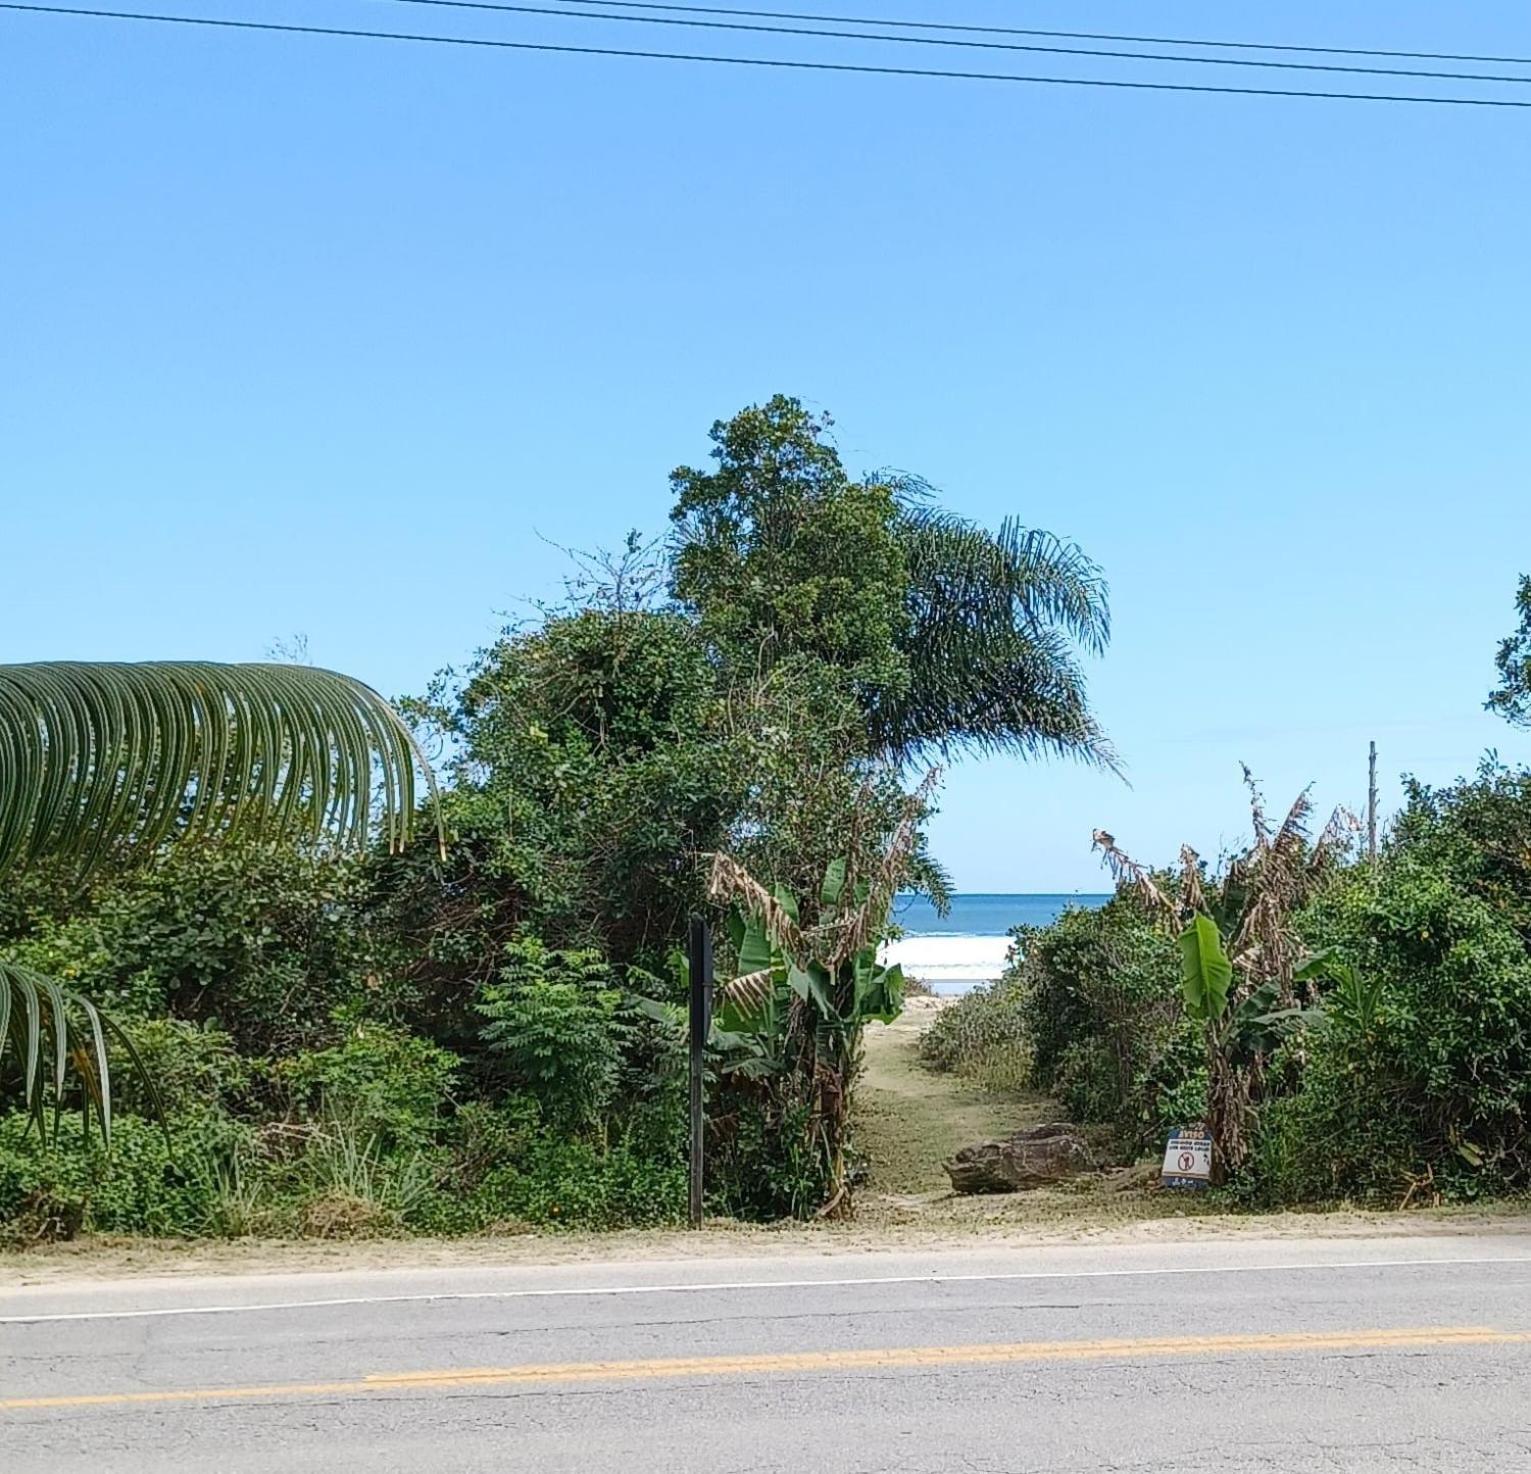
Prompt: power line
<box><xmin>5</xmin><ymin>2</ymin><xmax>1531</xmax><ymax>108</ymax></box>
<box><xmin>368</xmin><ymin>0</ymin><xmax>1531</xmax><ymax>87</ymax></box>
<box><xmin>536</xmin><ymin>0</ymin><xmax>1531</xmax><ymax>70</ymax></box>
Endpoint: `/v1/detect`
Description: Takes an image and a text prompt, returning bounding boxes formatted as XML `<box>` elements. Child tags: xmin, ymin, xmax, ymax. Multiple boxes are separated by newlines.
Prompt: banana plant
<box><xmin>1180</xmin><ymin>914</ymin><xmax>1309</xmax><ymax>1054</ymax></box>
<box><xmin>715</xmin><ymin>868</ymin><xmax>904</xmax><ymax>1039</ymax></box>
<box><xmin>1095</xmin><ymin>771</ymin><xmax>1354</xmax><ymax>1180</ymax></box>
<box><xmin>707</xmin><ymin>803</ymin><xmax>924</xmax><ymax>1216</ymax></box>
<box><xmin>1295</xmin><ymin>950</ymin><xmax>1383</xmax><ymax>1033</ymax></box>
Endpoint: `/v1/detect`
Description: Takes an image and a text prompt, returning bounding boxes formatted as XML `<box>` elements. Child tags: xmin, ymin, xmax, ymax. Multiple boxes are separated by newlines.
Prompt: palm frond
<box><xmin>897</xmin><ymin>505</ymin><xmax>1110</xmax><ymax>652</ymax></box>
<box><xmin>0</xmin><ymin>960</ymin><xmax>157</xmax><ymax>1143</ymax></box>
<box><xmin>0</xmin><ymin>661</ymin><xmax>442</xmax><ymax>879</ymax></box>
<box><xmin>876</xmin><ymin>509</ymin><xmax>1114</xmax><ymax>768</ymax></box>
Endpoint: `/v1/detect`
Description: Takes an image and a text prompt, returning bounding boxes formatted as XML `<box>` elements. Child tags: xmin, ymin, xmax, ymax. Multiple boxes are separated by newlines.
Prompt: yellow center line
<box><xmin>5</xmin><ymin>1327</ymin><xmax>1527</xmax><ymax>1411</ymax></box>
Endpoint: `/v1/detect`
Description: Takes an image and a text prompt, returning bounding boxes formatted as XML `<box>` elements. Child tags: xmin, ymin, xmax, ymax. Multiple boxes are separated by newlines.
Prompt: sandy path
<box><xmin>854</xmin><ymin>996</ymin><xmax>1051</xmax><ymax>1197</ymax></box>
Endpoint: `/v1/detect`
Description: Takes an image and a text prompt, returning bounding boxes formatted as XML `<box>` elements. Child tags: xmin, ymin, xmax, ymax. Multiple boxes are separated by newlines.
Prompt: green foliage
<box><xmin>1295</xmin><ymin>951</ymin><xmax>1383</xmax><ymax>1033</ymax></box>
<box><xmin>876</xmin><ymin>506</ymin><xmax>1112</xmax><ymax>767</ymax></box>
<box><xmin>670</xmin><ymin>395</ymin><xmax>912</xmax><ymax>698</ymax></box>
<box><xmin>7</xmin><ymin>838</ymin><xmax>388</xmax><ymax>1057</ymax></box>
<box><xmin>468</xmin><ymin>1137</ymin><xmax>687</xmax><ymax>1230</ymax></box>
<box><xmin>669</xmin><ymin>396</ymin><xmax>1112</xmax><ymax>772</ymax></box>
<box><xmin>920</xmin><ymin>974</ymin><xmax>1030</xmax><ymax>1080</ymax></box>
<box><xmin>1273</xmin><ymin>856</ymin><xmax>1531</xmax><ymax>1201</ymax></box>
<box><xmin>0</xmin><ymin>659</ymin><xmax>437</xmax><ymax>1132</ymax></box>
<box><xmin>0</xmin><ymin>960</ymin><xmax>119</xmax><ymax>1140</ymax></box>
<box><xmin>0</xmin><ymin>1111</ymin><xmax>254</xmax><ymax>1243</ymax></box>
<box><xmin>110</xmin><ymin>1018</ymin><xmax>252</xmax><ymax>1120</ymax></box>
<box><xmin>707</xmin><ymin>844</ymin><xmax>926</xmax><ymax>1216</ymax></box>
<box><xmin>926</xmin><ymin>898</ymin><xmax>1193</xmax><ymax>1151</ymax></box>
<box><xmin>0</xmin><ymin>661</ymin><xmax>434</xmax><ymax>881</ymax></box>
<box><xmin>1387</xmin><ymin>761</ymin><xmax>1531</xmax><ymax>934</ymax></box>
<box><xmin>706</xmin><ymin>1096</ymin><xmax>828</xmax><ymax>1222</ymax></box>
<box><xmin>288</xmin><ymin>1122</ymin><xmax>436</xmax><ymax>1237</ymax></box>
<box><xmin>475</xmin><ymin>940</ymin><xmax>625</xmax><ymax>1133</ymax></box>
<box><xmin>389</xmin><ymin>607</ymin><xmax>739</xmax><ymax>975</ymax></box>
<box><xmin>1243</xmin><ymin>763</ymin><xmax>1531</xmax><ymax>1205</ymax></box>
<box><xmin>1179</xmin><ymin>915</ymin><xmax>1233</xmax><ymax>1021</ymax></box>
<box><xmin>1487</xmin><ymin>573</ymin><xmax>1531</xmax><ymax>728</ymax></box>
<box><xmin>274</xmin><ymin>1024</ymin><xmax>461</xmax><ymax>1151</ymax></box>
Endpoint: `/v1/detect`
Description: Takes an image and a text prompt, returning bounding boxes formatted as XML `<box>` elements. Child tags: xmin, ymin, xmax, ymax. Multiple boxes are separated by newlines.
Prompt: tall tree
<box><xmin>1488</xmin><ymin>574</ymin><xmax>1531</xmax><ymax>728</ymax></box>
<box><xmin>669</xmin><ymin>396</ymin><xmax>911</xmax><ymax>700</ymax></box>
<box><xmin>669</xmin><ymin>395</ymin><xmax>1112</xmax><ymax>769</ymax></box>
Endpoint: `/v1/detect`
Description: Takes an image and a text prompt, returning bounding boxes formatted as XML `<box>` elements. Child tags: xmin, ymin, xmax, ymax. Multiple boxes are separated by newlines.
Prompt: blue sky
<box><xmin>4</xmin><ymin>0</ymin><xmax>1530</xmax><ymax>890</ymax></box>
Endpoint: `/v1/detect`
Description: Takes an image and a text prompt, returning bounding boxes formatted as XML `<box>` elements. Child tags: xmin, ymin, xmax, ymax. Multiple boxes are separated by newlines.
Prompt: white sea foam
<box><xmin>879</xmin><ymin>934</ymin><xmax>1013</xmax><ymax>994</ymax></box>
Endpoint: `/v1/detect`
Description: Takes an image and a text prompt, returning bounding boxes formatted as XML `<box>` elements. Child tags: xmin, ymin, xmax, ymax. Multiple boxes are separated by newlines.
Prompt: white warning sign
<box><xmin>1161</xmin><ymin>1126</ymin><xmax>1213</xmax><ymax>1189</ymax></box>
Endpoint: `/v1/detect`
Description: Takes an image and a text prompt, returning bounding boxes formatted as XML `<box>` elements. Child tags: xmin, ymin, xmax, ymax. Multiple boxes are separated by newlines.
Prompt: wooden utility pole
<box><xmin>1367</xmin><ymin>741</ymin><xmax>1378</xmax><ymax>866</ymax></box>
<box><xmin>686</xmin><ymin>915</ymin><xmax>712</xmax><ymax>1230</ymax></box>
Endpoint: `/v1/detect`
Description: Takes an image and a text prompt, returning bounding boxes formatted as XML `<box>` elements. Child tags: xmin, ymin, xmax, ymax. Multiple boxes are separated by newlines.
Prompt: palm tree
<box><xmin>667</xmin><ymin>398</ymin><xmax>1115</xmax><ymax>775</ymax></box>
<box><xmin>0</xmin><ymin>661</ymin><xmax>439</xmax><ymax>1136</ymax></box>
<box><xmin>876</xmin><ymin>498</ymin><xmax>1114</xmax><ymax>769</ymax></box>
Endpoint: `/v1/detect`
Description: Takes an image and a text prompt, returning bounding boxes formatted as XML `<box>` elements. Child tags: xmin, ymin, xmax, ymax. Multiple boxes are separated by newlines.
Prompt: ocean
<box><xmin>880</xmin><ymin>892</ymin><xmax>1110</xmax><ymax>995</ymax></box>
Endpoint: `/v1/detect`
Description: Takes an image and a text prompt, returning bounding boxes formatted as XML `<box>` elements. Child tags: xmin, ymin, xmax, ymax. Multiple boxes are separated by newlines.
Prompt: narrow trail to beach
<box><xmin>854</xmin><ymin>998</ymin><xmax>1184</xmax><ymax>1231</ymax></box>
<box><xmin>854</xmin><ymin>997</ymin><xmax>1050</xmax><ymax>1201</ymax></box>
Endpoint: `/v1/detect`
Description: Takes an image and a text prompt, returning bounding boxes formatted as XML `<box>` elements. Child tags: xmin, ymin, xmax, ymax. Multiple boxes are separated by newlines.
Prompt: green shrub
<box><xmin>475</xmin><ymin>939</ymin><xmax>625</xmax><ymax>1133</ymax></box>
<box><xmin>920</xmin><ymin>975</ymin><xmax>1029</xmax><ymax>1079</ymax></box>
<box><xmin>111</xmin><ymin>1018</ymin><xmax>253</xmax><ymax>1120</ymax></box>
<box><xmin>1252</xmin><ymin>1038</ymin><xmax>1424</xmax><ymax>1207</ymax></box>
<box><xmin>0</xmin><ymin>1112</ymin><xmax>256</xmax><ymax>1242</ymax></box>
<box><xmin>921</xmin><ymin>898</ymin><xmax>1188</xmax><ymax>1152</ymax></box>
<box><xmin>5</xmin><ymin>839</ymin><xmax>387</xmax><ymax>1056</ymax></box>
<box><xmin>1265</xmin><ymin>848</ymin><xmax>1531</xmax><ymax>1204</ymax></box>
<box><xmin>706</xmin><ymin>1096</ymin><xmax>829</xmax><ymax>1222</ymax></box>
<box><xmin>274</xmin><ymin>1023</ymin><xmax>461</xmax><ymax>1151</ymax></box>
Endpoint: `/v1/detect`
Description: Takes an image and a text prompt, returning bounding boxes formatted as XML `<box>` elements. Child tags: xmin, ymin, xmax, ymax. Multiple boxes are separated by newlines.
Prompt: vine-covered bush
<box><xmin>924</xmin><ymin>896</ymin><xmax>1195</xmax><ymax>1150</ymax></box>
<box><xmin>1256</xmin><ymin>771</ymin><xmax>1531</xmax><ymax>1205</ymax></box>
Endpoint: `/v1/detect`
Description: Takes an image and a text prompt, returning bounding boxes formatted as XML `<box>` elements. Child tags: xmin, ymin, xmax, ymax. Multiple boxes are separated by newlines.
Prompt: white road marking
<box><xmin>3</xmin><ymin>1254</ymin><xmax>1530</xmax><ymax>1324</ymax></box>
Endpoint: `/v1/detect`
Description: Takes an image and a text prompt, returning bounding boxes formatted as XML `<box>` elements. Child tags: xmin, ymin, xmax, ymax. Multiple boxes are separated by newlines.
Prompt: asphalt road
<box><xmin>5</xmin><ymin>1234</ymin><xmax>1531</xmax><ymax>1473</ymax></box>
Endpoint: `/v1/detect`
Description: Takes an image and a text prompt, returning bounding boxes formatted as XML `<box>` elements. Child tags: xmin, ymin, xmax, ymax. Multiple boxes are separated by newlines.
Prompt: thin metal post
<box><xmin>1367</xmin><ymin>741</ymin><xmax>1379</xmax><ymax>867</ymax></box>
<box><xmin>686</xmin><ymin>915</ymin><xmax>711</xmax><ymax>1230</ymax></box>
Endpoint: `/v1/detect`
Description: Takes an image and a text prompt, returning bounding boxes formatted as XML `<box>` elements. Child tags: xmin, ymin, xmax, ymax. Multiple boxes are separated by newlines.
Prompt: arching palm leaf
<box><xmin>0</xmin><ymin>661</ymin><xmax>440</xmax><ymax>877</ymax></box>
<box><xmin>0</xmin><ymin>959</ymin><xmax>160</xmax><ymax>1144</ymax></box>
<box><xmin>0</xmin><ymin>660</ymin><xmax>442</xmax><ymax>1137</ymax></box>
<box><xmin>873</xmin><ymin>507</ymin><xmax>1115</xmax><ymax>767</ymax></box>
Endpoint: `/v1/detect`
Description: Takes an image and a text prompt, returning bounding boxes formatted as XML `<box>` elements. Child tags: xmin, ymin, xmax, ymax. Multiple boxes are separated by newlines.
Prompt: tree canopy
<box><xmin>1488</xmin><ymin>574</ymin><xmax>1531</xmax><ymax>728</ymax></box>
<box><xmin>669</xmin><ymin>394</ymin><xmax>1112</xmax><ymax>770</ymax></box>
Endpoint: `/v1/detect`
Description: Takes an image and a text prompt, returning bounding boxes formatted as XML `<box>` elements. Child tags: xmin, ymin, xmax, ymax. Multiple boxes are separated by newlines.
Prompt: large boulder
<box><xmin>945</xmin><ymin>1123</ymin><xmax>1095</xmax><ymax>1194</ymax></box>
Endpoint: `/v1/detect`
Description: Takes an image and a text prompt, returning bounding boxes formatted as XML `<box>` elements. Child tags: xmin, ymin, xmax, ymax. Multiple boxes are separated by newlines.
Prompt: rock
<box><xmin>944</xmin><ymin>1122</ymin><xmax>1096</xmax><ymax>1194</ymax></box>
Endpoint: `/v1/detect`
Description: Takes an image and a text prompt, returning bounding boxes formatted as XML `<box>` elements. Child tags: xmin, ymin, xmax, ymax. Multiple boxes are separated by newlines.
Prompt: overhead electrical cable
<box><xmin>369</xmin><ymin>0</ymin><xmax>1531</xmax><ymax>86</ymax></box>
<box><xmin>5</xmin><ymin>2</ymin><xmax>1531</xmax><ymax>108</ymax></box>
<box><xmin>534</xmin><ymin>0</ymin><xmax>1531</xmax><ymax>70</ymax></box>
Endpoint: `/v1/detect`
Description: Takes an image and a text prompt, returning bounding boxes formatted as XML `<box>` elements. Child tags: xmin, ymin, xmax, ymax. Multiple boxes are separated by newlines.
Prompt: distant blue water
<box><xmin>882</xmin><ymin>893</ymin><xmax>1113</xmax><ymax>992</ymax></box>
<box><xmin>890</xmin><ymin>892</ymin><xmax>1110</xmax><ymax>937</ymax></box>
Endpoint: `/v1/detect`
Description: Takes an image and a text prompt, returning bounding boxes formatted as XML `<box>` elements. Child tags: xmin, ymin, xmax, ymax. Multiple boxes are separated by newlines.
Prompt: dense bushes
<box><xmin>929</xmin><ymin>761</ymin><xmax>1531</xmax><ymax>1209</ymax></box>
<box><xmin>924</xmin><ymin>896</ymin><xmax>1197</xmax><ymax>1151</ymax></box>
<box><xmin>1254</xmin><ymin>769</ymin><xmax>1531</xmax><ymax>1205</ymax></box>
<box><xmin>0</xmin><ymin>395</ymin><xmax>1120</xmax><ymax>1238</ymax></box>
<box><xmin>0</xmin><ymin>849</ymin><xmax>694</xmax><ymax>1242</ymax></box>
<box><xmin>6</xmin><ymin>842</ymin><xmax>389</xmax><ymax>1056</ymax></box>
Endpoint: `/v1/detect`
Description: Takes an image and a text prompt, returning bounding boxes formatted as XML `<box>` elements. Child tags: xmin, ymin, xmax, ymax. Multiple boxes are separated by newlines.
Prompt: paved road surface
<box><xmin>5</xmin><ymin>1234</ymin><xmax>1531</xmax><ymax>1472</ymax></box>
